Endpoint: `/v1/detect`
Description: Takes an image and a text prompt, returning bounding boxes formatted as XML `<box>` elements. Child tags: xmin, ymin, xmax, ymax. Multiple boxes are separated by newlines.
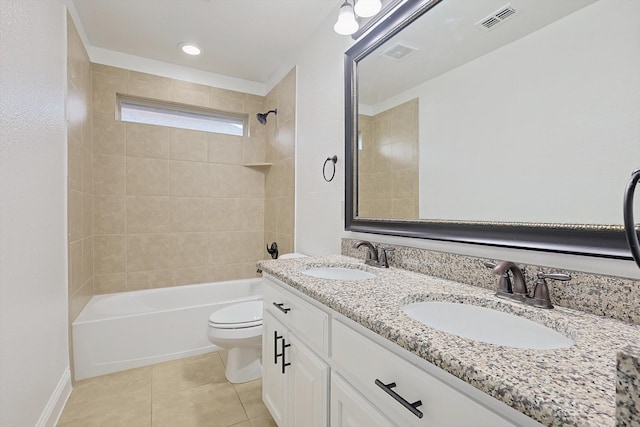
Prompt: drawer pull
<box><xmin>274</xmin><ymin>332</ymin><xmax>283</xmax><ymax>364</ymax></box>
<box><xmin>273</xmin><ymin>302</ymin><xmax>291</xmax><ymax>314</ymax></box>
<box><xmin>375</xmin><ymin>379</ymin><xmax>424</xmax><ymax>419</ymax></box>
<box><xmin>281</xmin><ymin>339</ymin><xmax>291</xmax><ymax>374</ymax></box>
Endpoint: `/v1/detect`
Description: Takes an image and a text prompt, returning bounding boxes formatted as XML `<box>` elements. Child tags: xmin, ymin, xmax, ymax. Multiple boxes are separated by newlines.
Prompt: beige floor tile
<box><xmin>233</xmin><ymin>379</ymin><xmax>269</xmax><ymax>419</ymax></box>
<box><xmin>56</xmin><ymin>400</ymin><xmax>151</xmax><ymax>427</ymax></box>
<box><xmin>58</xmin><ymin>366</ymin><xmax>151</xmax><ymax>423</ymax></box>
<box><xmin>228</xmin><ymin>422</ymin><xmax>251</xmax><ymax>427</ymax></box>
<box><xmin>152</xmin><ymin>382</ymin><xmax>247</xmax><ymax>427</ymax></box>
<box><xmin>248</xmin><ymin>414</ymin><xmax>278</xmax><ymax>427</ymax></box>
<box><xmin>152</xmin><ymin>352</ymin><xmax>226</xmax><ymax>397</ymax></box>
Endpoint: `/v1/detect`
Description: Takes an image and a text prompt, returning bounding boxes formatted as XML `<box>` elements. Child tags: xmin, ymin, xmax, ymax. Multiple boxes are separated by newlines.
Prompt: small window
<box><xmin>117</xmin><ymin>95</ymin><xmax>246</xmax><ymax>136</ymax></box>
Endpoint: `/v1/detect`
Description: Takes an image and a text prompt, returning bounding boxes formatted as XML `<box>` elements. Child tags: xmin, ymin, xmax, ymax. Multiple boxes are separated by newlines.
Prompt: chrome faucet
<box><xmin>489</xmin><ymin>261</ymin><xmax>528</xmax><ymax>302</ymax></box>
<box><xmin>353</xmin><ymin>240</ymin><xmax>393</xmax><ymax>268</ymax></box>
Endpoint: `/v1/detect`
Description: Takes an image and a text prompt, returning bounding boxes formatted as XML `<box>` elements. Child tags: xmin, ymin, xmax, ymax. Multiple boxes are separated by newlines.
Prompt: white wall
<box><xmin>0</xmin><ymin>1</ymin><xmax>71</xmax><ymax>426</ymax></box>
<box><xmin>418</xmin><ymin>0</ymin><xmax>640</xmax><ymax>224</ymax></box>
<box><xmin>291</xmin><ymin>1</ymin><xmax>640</xmax><ymax>279</ymax></box>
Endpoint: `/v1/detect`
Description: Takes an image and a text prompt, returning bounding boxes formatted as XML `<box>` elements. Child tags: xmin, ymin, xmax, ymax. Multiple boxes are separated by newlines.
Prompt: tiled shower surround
<box><xmin>357</xmin><ymin>98</ymin><xmax>419</xmax><ymax>220</ymax></box>
<box><xmin>90</xmin><ymin>65</ymin><xmax>295</xmax><ymax>295</ymax></box>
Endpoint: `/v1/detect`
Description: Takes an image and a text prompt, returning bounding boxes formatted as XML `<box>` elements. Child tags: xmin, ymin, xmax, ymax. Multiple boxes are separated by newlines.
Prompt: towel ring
<box><xmin>323</xmin><ymin>155</ymin><xmax>338</xmax><ymax>182</ymax></box>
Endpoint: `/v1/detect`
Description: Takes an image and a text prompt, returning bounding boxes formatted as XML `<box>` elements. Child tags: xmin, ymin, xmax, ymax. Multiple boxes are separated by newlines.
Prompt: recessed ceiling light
<box><xmin>178</xmin><ymin>42</ymin><xmax>202</xmax><ymax>56</ymax></box>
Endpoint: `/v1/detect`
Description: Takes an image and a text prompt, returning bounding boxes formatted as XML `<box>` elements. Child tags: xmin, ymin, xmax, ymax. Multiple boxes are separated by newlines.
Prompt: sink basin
<box><xmin>301</xmin><ymin>267</ymin><xmax>376</xmax><ymax>280</ymax></box>
<box><xmin>402</xmin><ymin>301</ymin><xmax>574</xmax><ymax>349</ymax></box>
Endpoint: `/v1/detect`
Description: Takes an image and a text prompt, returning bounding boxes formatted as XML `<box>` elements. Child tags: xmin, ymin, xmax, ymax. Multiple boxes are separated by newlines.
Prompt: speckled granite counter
<box><xmin>257</xmin><ymin>254</ymin><xmax>640</xmax><ymax>427</ymax></box>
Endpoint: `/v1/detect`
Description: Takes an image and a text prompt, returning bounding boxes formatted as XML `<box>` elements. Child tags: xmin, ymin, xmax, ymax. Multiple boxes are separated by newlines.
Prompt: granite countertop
<box><xmin>257</xmin><ymin>254</ymin><xmax>640</xmax><ymax>427</ymax></box>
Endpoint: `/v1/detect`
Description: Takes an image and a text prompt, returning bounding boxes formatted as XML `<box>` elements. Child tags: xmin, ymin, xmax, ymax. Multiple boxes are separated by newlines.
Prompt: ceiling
<box><xmin>358</xmin><ymin>0</ymin><xmax>598</xmax><ymax>106</ymax></box>
<box><xmin>72</xmin><ymin>0</ymin><xmax>340</xmax><ymax>84</ymax></box>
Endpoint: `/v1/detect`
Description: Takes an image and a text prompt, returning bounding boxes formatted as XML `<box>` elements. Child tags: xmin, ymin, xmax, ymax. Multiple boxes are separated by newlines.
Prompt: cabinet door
<box><xmin>262</xmin><ymin>311</ymin><xmax>288</xmax><ymax>426</ymax></box>
<box><xmin>331</xmin><ymin>375</ymin><xmax>395</xmax><ymax>427</ymax></box>
<box><xmin>288</xmin><ymin>334</ymin><xmax>329</xmax><ymax>427</ymax></box>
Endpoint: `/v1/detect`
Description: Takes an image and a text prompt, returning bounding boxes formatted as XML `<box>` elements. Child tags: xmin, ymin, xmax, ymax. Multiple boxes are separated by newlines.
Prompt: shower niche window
<box><xmin>117</xmin><ymin>95</ymin><xmax>247</xmax><ymax>136</ymax></box>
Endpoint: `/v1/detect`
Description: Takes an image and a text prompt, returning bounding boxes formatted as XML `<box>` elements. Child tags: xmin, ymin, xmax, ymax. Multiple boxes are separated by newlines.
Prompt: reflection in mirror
<box><xmin>355</xmin><ymin>0</ymin><xmax>640</xmax><ymax>225</ymax></box>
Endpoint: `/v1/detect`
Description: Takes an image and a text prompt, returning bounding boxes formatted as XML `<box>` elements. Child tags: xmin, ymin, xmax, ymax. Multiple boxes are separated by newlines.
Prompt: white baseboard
<box><xmin>36</xmin><ymin>367</ymin><xmax>72</xmax><ymax>427</ymax></box>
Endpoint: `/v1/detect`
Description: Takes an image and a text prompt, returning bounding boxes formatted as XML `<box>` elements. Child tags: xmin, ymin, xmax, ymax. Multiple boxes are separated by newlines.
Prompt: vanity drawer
<box><xmin>264</xmin><ymin>277</ymin><xmax>329</xmax><ymax>355</ymax></box>
<box><xmin>331</xmin><ymin>319</ymin><xmax>515</xmax><ymax>427</ymax></box>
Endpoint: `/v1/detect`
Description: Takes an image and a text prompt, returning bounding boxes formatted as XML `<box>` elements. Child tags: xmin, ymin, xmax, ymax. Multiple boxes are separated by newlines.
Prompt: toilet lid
<box><xmin>208</xmin><ymin>300</ymin><xmax>263</xmax><ymax>329</ymax></box>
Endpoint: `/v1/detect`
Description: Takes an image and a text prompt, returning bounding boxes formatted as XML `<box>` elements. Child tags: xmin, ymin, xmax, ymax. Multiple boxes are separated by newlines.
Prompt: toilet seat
<box><xmin>208</xmin><ymin>300</ymin><xmax>263</xmax><ymax>329</ymax></box>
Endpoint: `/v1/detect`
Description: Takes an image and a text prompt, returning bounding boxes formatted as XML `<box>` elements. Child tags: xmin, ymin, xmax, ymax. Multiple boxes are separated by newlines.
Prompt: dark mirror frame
<box><xmin>344</xmin><ymin>0</ymin><xmax>632</xmax><ymax>260</ymax></box>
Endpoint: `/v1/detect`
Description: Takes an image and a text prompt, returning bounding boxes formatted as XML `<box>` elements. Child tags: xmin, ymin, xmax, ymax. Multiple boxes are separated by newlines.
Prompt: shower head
<box><xmin>256</xmin><ymin>109</ymin><xmax>277</xmax><ymax>125</ymax></box>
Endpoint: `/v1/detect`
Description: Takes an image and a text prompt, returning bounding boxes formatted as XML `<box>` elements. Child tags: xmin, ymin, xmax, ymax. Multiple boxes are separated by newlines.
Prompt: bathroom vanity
<box><xmin>258</xmin><ymin>255</ymin><xmax>640</xmax><ymax>427</ymax></box>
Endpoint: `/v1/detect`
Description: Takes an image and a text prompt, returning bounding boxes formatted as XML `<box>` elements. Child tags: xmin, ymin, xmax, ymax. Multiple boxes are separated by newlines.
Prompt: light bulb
<box><xmin>354</xmin><ymin>0</ymin><xmax>382</xmax><ymax>18</ymax></box>
<box><xmin>178</xmin><ymin>42</ymin><xmax>202</xmax><ymax>56</ymax></box>
<box><xmin>334</xmin><ymin>1</ymin><xmax>359</xmax><ymax>35</ymax></box>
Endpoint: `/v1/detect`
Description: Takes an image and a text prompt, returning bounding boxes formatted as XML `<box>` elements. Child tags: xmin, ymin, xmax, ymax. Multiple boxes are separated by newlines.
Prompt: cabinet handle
<box><xmin>375</xmin><ymin>379</ymin><xmax>423</xmax><ymax>419</ymax></box>
<box><xmin>273</xmin><ymin>302</ymin><xmax>291</xmax><ymax>314</ymax></box>
<box><xmin>274</xmin><ymin>332</ymin><xmax>283</xmax><ymax>364</ymax></box>
<box><xmin>281</xmin><ymin>339</ymin><xmax>291</xmax><ymax>374</ymax></box>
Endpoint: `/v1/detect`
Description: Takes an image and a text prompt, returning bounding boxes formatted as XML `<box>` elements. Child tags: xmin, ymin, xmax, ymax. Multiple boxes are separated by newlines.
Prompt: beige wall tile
<box><xmin>170</xmin><ymin>128</ymin><xmax>208</xmax><ymax>162</ymax></box>
<box><xmin>169</xmin><ymin>160</ymin><xmax>208</xmax><ymax>197</ymax></box>
<box><xmin>242</xmin><ymin>136</ymin><xmax>266</xmax><ymax>165</ymax></box>
<box><xmin>68</xmin><ymin>189</ymin><xmax>83</xmax><ymax>242</ymax></box>
<box><xmin>208</xmin><ymin>231</ymin><xmax>241</xmax><ymax>265</ymax></box>
<box><xmin>171</xmin><ymin>267</ymin><xmax>210</xmax><ymax>287</ymax></box>
<box><xmin>94</xmin><ymin>235</ymin><xmax>126</xmax><ymax>275</ymax></box>
<box><xmin>126</xmin><ymin>122</ymin><xmax>170</xmax><ymax>159</ymax></box>
<box><xmin>68</xmin><ymin>136</ymin><xmax>82</xmax><ymax>191</ymax></box>
<box><xmin>243</xmin><ymin>168</ymin><xmax>265</xmax><ymax>198</ymax></box>
<box><xmin>126</xmin><ymin>196</ymin><xmax>170</xmax><ymax>233</ymax></box>
<box><xmin>210</xmin><ymin>88</ymin><xmax>244</xmax><ymax>113</ymax></box>
<box><xmin>276</xmin><ymin>197</ymin><xmax>294</xmax><ymax>235</ymax></box>
<box><xmin>169</xmin><ymin>232</ymin><xmax>209</xmax><ymax>268</ymax></box>
<box><xmin>82</xmin><ymin>237</ymin><xmax>94</xmax><ymax>285</ymax></box>
<box><xmin>69</xmin><ymin>278</ymin><xmax>93</xmax><ymax>322</ymax></box>
<box><xmin>82</xmin><ymin>193</ymin><xmax>93</xmax><ymax>238</ymax></box>
<box><xmin>127</xmin><ymin>270</ymin><xmax>171</xmax><ymax>291</ymax></box>
<box><xmin>81</xmin><ymin>146</ymin><xmax>93</xmax><ymax>194</ymax></box>
<box><xmin>126</xmin><ymin>157</ymin><xmax>169</xmax><ymax>196</ymax></box>
<box><xmin>208</xmin><ymin>164</ymin><xmax>243</xmax><ymax>197</ymax></box>
<box><xmin>264</xmin><ymin>199</ymin><xmax>277</xmax><ymax>233</ymax></box>
<box><xmin>209</xmin><ymin>198</ymin><xmax>243</xmax><ymax>232</ymax></box>
<box><xmin>126</xmin><ymin>72</ymin><xmax>172</xmax><ymax>101</ymax></box>
<box><xmin>94</xmin><ymin>195</ymin><xmax>126</xmax><ymax>235</ymax></box>
<box><xmin>69</xmin><ymin>241</ymin><xmax>83</xmax><ymax>295</ymax></box>
<box><xmin>127</xmin><ymin>233</ymin><xmax>171</xmax><ymax>272</ymax></box>
<box><xmin>94</xmin><ymin>273</ymin><xmax>127</xmax><ymax>294</ymax></box>
<box><xmin>94</xmin><ymin>155</ymin><xmax>126</xmax><ymax>195</ymax></box>
<box><xmin>93</xmin><ymin>113</ymin><xmax>125</xmax><ymax>156</ymax></box>
<box><xmin>169</xmin><ymin>197</ymin><xmax>210</xmax><ymax>232</ymax></box>
<box><xmin>242</xmin><ymin>198</ymin><xmax>264</xmax><ymax>231</ymax></box>
<box><xmin>92</xmin><ymin>72</ymin><xmax>125</xmax><ymax>115</ymax></box>
<box><xmin>171</xmin><ymin>80</ymin><xmax>210</xmax><ymax>108</ymax></box>
<box><xmin>208</xmin><ymin>133</ymin><xmax>243</xmax><ymax>164</ymax></box>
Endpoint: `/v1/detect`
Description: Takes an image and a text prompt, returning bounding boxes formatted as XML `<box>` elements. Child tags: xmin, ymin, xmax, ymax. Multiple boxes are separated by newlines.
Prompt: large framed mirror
<box><xmin>344</xmin><ymin>0</ymin><xmax>640</xmax><ymax>259</ymax></box>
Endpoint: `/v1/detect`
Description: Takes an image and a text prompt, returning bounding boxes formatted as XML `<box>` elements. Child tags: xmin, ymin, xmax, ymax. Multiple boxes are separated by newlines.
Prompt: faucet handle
<box><xmin>378</xmin><ymin>247</ymin><xmax>394</xmax><ymax>268</ymax></box>
<box><xmin>526</xmin><ymin>272</ymin><xmax>571</xmax><ymax>309</ymax></box>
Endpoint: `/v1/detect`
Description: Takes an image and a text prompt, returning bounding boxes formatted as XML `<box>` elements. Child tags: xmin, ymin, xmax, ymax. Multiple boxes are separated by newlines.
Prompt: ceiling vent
<box><xmin>475</xmin><ymin>4</ymin><xmax>520</xmax><ymax>31</ymax></box>
<box><xmin>380</xmin><ymin>43</ymin><xmax>419</xmax><ymax>61</ymax></box>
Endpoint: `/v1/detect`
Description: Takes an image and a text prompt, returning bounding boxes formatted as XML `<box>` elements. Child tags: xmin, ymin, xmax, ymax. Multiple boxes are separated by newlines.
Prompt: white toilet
<box><xmin>208</xmin><ymin>300</ymin><xmax>263</xmax><ymax>383</ymax></box>
<box><xmin>207</xmin><ymin>253</ymin><xmax>307</xmax><ymax>383</ymax></box>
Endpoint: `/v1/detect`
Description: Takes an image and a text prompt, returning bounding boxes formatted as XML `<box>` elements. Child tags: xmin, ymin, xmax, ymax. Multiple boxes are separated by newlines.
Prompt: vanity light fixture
<box><xmin>334</xmin><ymin>1</ymin><xmax>360</xmax><ymax>35</ymax></box>
<box><xmin>178</xmin><ymin>42</ymin><xmax>202</xmax><ymax>56</ymax></box>
<box><xmin>354</xmin><ymin>0</ymin><xmax>382</xmax><ymax>17</ymax></box>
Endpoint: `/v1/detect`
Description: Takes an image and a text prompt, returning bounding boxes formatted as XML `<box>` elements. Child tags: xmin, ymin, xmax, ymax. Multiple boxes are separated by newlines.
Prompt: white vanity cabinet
<box><xmin>262</xmin><ymin>274</ymin><xmax>543</xmax><ymax>427</ymax></box>
<box><xmin>262</xmin><ymin>278</ymin><xmax>330</xmax><ymax>427</ymax></box>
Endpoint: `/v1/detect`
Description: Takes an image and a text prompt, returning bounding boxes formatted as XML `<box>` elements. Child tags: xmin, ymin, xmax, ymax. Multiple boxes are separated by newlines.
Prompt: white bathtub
<box><xmin>72</xmin><ymin>278</ymin><xmax>263</xmax><ymax>380</ymax></box>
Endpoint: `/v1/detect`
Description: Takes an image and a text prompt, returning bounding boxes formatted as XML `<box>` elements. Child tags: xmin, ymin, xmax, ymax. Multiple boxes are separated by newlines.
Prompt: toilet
<box><xmin>207</xmin><ymin>252</ymin><xmax>307</xmax><ymax>383</ymax></box>
<box><xmin>208</xmin><ymin>300</ymin><xmax>264</xmax><ymax>383</ymax></box>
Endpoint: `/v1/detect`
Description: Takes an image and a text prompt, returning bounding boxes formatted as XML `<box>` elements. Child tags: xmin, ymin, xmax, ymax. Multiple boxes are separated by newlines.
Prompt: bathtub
<box><xmin>72</xmin><ymin>278</ymin><xmax>262</xmax><ymax>380</ymax></box>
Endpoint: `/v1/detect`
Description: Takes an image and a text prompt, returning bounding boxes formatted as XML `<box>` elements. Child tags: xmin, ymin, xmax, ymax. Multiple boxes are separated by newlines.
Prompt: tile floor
<box><xmin>56</xmin><ymin>351</ymin><xmax>276</xmax><ymax>427</ymax></box>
